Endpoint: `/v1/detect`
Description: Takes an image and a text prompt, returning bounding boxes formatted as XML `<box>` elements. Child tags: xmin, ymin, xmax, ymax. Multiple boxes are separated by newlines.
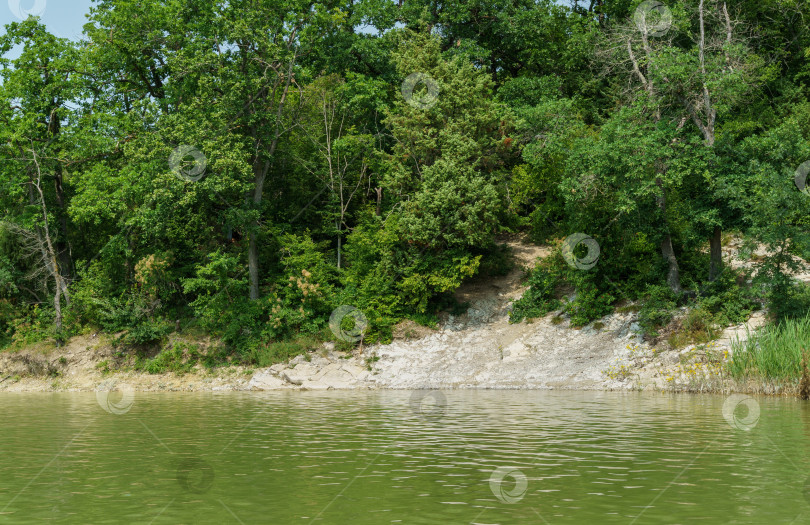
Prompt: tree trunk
<box><xmin>30</xmin><ymin>153</ymin><xmax>71</xmax><ymax>313</ymax></box>
<box><xmin>656</xmin><ymin>178</ymin><xmax>682</xmax><ymax>294</ymax></box>
<box><xmin>336</xmin><ymin>220</ymin><xmax>342</xmax><ymax>269</ymax></box>
<box><xmin>246</xmin><ymin>46</ymin><xmax>296</xmax><ymax>301</ymax></box>
<box><xmin>248</xmin><ymin>159</ymin><xmax>270</xmax><ymax>301</ymax></box>
<box><xmin>709</xmin><ymin>225</ymin><xmax>722</xmax><ymax>281</ymax></box>
<box><xmin>248</xmin><ymin>233</ymin><xmax>260</xmax><ymax>300</ymax></box>
<box><xmin>54</xmin><ymin>165</ymin><xmax>74</xmax><ymax>283</ymax></box>
<box><xmin>53</xmin><ymin>279</ymin><xmax>62</xmax><ymax>339</ymax></box>
<box><xmin>661</xmin><ymin>234</ymin><xmax>683</xmax><ymax>295</ymax></box>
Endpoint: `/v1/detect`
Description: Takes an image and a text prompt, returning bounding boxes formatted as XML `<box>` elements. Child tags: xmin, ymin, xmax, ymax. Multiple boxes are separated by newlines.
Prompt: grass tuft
<box><xmin>728</xmin><ymin>315</ymin><xmax>810</xmax><ymax>381</ymax></box>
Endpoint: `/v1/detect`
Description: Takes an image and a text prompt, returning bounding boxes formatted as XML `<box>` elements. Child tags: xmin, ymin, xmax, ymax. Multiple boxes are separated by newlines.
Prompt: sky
<box><xmin>1</xmin><ymin>0</ymin><xmax>571</xmax><ymax>60</ymax></box>
<box><xmin>2</xmin><ymin>0</ymin><xmax>93</xmax><ymax>39</ymax></box>
<box><xmin>2</xmin><ymin>0</ymin><xmax>93</xmax><ymax>61</ymax></box>
<box><xmin>2</xmin><ymin>0</ymin><xmax>575</xmax><ymax>42</ymax></box>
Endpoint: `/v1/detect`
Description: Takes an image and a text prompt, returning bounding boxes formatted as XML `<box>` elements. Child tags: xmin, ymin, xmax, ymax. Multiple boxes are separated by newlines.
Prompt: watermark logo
<box><xmin>722</xmin><ymin>394</ymin><xmax>760</xmax><ymax>431</ymax></box>
<box><xmin>328</xmin><ymin>305</ymin><xmax>368</xmax><ymax>343</ymax></box>
<box><xmin>408</xmin><ymin>390</ymin><xmax>447</xmax><ymax>420</ymax></box>
<box><xmin>562</xmin><ymin>233</ymin><xmax>600</xmax><ymax>270</ymax></box>
<box><xmin>176</xmin><ymin>457</ymin><xmax>215</xmax><ymax>494</ymax></box>
<box><xmin>794</xmin><ymin>160</ymin><xmax>810</xmax><ymax>196</ymax></box>
<box><xmin>489</xmin><ymin>467</ymin><xmax>528</xmax><ymax>504</ymax></box>
<box><xmin>8</xmin><ymin>0</ymin><xmax>46</xmax><ymax>20</ymax></box>
<box><xmin>634</xmin><ymin>1</ymin><xmax>673</xmax><ymax>37</ymax></box>
<box><xmin>95</xmin><ymin>383</ymin><xmax>135</xmax><ymax>415</ymax></box>
<box><xmin>401</xmin><ymin>73</ymin><xmax>440</xmax><ymax>110</ymax></box>
<box><xmin>169</xmin><ymin>145</ymin><xmax>207</xmax><ymax>182</ymax></box>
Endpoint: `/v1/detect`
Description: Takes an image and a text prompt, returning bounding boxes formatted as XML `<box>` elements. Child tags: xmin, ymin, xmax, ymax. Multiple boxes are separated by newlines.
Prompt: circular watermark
<box><xmin>794</xmin><ymin>160</ymin><xmax>810</xmax><ymax>196</ymax></box>
<box><xmin>328</xmin><ymin>305</ymin><xmax>368</xmax><ymax>343</ymax></box>
<box><xmin>401</xmin><ymin>73</ymin><xmax>440</xmax><ymax>110</ymax></box>
<box><xmin>633</xmin><ymin>1</ymin><xmax>673</xmax><ymax>37</ymax></box>
<box><xmin>176</xmin><ymin>457</ymin><xmax>215</xmax><ymax>494</ymax></box>
<box><xmin>408</xmin><ymin>390</ymin><xmax>447</xmax><ymax>420</ymax></box>
<box><xmin>489</xmin><ymin>466</ymin><xmax>528</xmax><ymax>504</ymax></box>
<box><xmin>561</xmin><ymin>233</ymin><xmax>600</xmax><ymax>270</ymax></box>
<box><xmin>8</xmin><ymin>0</ymin><xmax>46</xmax><ymax>20</ymax></box>
<box><xmin>169</xmin><ymin>145</ymin><xmax>207</xmax><ymax>182</ymax></box>
<box><xmin>95</xmin><ymin>383</ymin><xmax>135</xmax><ymax>415</ymax></box>
<box><xmin>722</xmin><ymin>394</ymin><xmax>760</xmax><ymax>431</ymax></box>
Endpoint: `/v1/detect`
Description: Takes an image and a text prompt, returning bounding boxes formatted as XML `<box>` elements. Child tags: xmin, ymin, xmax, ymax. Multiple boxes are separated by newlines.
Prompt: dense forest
<box><xmin>2</xmin><ymin>0</ymin><xmax>810</xmax><ymax>367</ymax></box>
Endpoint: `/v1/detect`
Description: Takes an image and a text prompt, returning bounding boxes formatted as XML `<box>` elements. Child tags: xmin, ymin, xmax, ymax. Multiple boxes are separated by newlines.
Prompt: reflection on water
<box><xmin>1</xmin><ymin>390</ymin><xmax>809</xmax><ymax>524</ymax></box>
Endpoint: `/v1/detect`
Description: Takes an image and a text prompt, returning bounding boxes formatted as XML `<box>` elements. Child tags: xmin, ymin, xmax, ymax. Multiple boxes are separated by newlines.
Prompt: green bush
<box><xmin>698</xmin><ymin>270</ymin><xmax>759</xmax><ymax>325</ymax></box>
<box><xmin>201</xmin><ymin>345</ymin><xmax>232</xmax><ymax>369</ymax></box>
<box><xmin>638</xmin><ymin>272</ymin><xmax>759</xmax><ymax>343</ymax></box>
<box><xmin>668</xmin><ymin>306</ymin><xmax>720</xmax><ymax>348</ymax></box>
<box><xmin>7</xmin><ymin>304</ymin><xmax>60</xmax><ymax>348</ymax></box>
<box><xmin>564</xmin><ymin>283</ymin><xmax>615</xmax><ymax>327</ymax></box>
<box><xmin>184</xmin><ymin>251</ymin><xmax>264</xmax><ymax>351</ymax></box>
<box><xmin>136</xmin><ymin>342</ymin><xmax>201</xmax><ymax>374</ymax></box>
<box><xmin>243</xmin><ymin>334</ymin><xmax>322</xmax><ymax>367</ymax></box>
<box><xmin>121</xmin><ymin>318</ymin><xmax>172</xmax><ymax>347</ymax></box>
<box><xmin>0</xmin><ymin>299</ymin><xmax>14</xmax><ymax>348</ymax></box>
<box><xmin>510</xmin><ymin>248</ymin><xmax>618</xmax><ymax>326</ymax></box>
<box><xmin>769</xmin><ymin>282</ymin><xmax>810</xmax><ymax>322</ymax></box>
<box><xmin>638</xmin><ymin>285</ymin><xmax>678</xmax><ymax>337</ymax></box>
<box><xmin>509</xmin><ymin>257</ymin><xmax>563</xmax><ymax>323</ymax></box>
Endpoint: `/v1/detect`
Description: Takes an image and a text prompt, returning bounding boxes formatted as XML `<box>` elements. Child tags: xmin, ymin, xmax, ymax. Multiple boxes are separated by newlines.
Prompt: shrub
<box><xmin>8</xmin><ymin>305</ymin><xmax>57</xmax><ymax>348</ymax></box>
<box><xmin>769</xmin><ymin>282</ymin><xmax>810</xmax><ymax>322</ymax></box>
<box><xmin>564</xmin><ymin>283</ymin><xmax>615</xmax><ymax>327</ymax></box>
<box><xmin>637</xmin><ymin>285</ymin><xmax>678</xmax><ymax>337</ymax></box>
<box><xmin>121</xmin><ymin>318</ymin><xmax>172</xmax><ymax>347</ymax></box>
<box><xmin>183</xmin><ymin>251</ymin><xmax>263</xmax><ymax>351</ymax></box>
<box><xmin>667</xmin><ymin>307</ymin><xmax>720</xmax><ymax>348</ymax></box>
<box><xmin>243</xmin><ymin>334</ymin><xmax>322</xmax><ymax>367</ymax></box>
<box><xmin>136</xmin><ymin>342</ymin><xmax>201</xmax><ymax>374</ymax></box>
<box><xmin>509</xmin><ymin>257</ymin><xmax>563</xmax><ymax>323</ymax></box>
<box><xmin>698</xmin><ymin>270</ymin><xmax>759</xmax><ymax>326</ymax></box>
<box><xmin>134</xmin><ymin>252</ymin><xmax>175</xmax><ymax>301</ymax></box>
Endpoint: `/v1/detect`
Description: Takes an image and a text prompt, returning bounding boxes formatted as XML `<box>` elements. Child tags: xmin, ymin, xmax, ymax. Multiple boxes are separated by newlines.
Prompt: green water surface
<box><xmin>1</xmin><ymin>390</ymin><xmax>808</xmax><ymax>524</ymax></box>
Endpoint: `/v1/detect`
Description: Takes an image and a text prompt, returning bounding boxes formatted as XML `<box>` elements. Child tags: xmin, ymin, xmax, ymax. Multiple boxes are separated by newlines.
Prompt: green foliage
<box><xmin>183</xmin><ymin>251</ymin><xmax>258</xmax><ymax>349</ymax></box>
<box><xmin>729</xmin><ymin>315</ymin><xmax>810</xmax><ymax>381</ymax></box>
<box><xmin>243</xmin><ymin>334</ymin><xmax>322</xmax><ymax>368</ymax></box>
<box><xmin>769</xmin><ymin>283</ymin><xmax>810</xmax><ymax>322</ymax></box>
<box><xmin>509</xmin><ymin>257</ymin><xmax>564</xmax><ymax>323</ymax></box>
<box><xmin>667</xmin><ymin>307</ymin><xmax>720</xmax><ymax>349</ymax></box>
<box><xmin>564</xmin><ymin>282</ymin><xmax>615</xmax><ymax>327</ymax></box>
<box><xmin>6</xmin><ymin>305</ymin><xmax>55</xmax><ymax>349</ymax></box>
<box><xmin>120</xmin><ymin>318</ymin><xmax>172</xmax><ymax>348</ymax></box>
<box><xmin>398</xmin><ymin>253</ymin><xmax>481</xmax><ymax>313</ymax></box>
<box><xmin>697</xmin><ymin>271</ymin><xmax>760</xmax><ymax>326</ymax></box>
<box><xmin>638</xmin><ymin>272</ymin><xmax>760</xmax><ymax>343</ymax></box>
<box><xmin>511</xmin><ymin>244</ymin><xmax>618</xmax><ymax>327</ymax></box>
<box><xmin>135</xmin><ymin>343</ymin><xmax>201</xmax><ymax>375</ymax></box>
<box><xmin>0</xmin><ymin>301</ymin><xmax>14</xmax><ymax>348</ymax></box>
<box><xmin>638</xmin><ymin>285</ymin><xmax>678</xmax><ymax>338</ymax></box>
<box><xmin>1</xmin><ymin>0</ymin><xmax>809</xmax><ymax>368</ymax></box>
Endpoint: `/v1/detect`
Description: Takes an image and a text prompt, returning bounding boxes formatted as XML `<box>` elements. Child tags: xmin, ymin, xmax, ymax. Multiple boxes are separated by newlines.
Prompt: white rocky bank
<box><xmin>249</xmin><ymin>296</ymin><xmax>650</xmax><ymax>391</ymax></box>
<box><xmin>249</xmin><ymin>236</ymin><xmax>775</xmax><ymax>393</ymax></box>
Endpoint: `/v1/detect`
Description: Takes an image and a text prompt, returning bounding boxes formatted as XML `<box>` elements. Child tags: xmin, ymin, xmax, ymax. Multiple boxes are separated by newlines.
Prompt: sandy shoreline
<box><xmin>0</xmin><ymin>307</ymin><xmax>790</xmax><ymax>396</ymax></box>
<box><xmin>1</xmin><ymin>237</ymin><xmax>797</xmax><ymax>396</ymax></box>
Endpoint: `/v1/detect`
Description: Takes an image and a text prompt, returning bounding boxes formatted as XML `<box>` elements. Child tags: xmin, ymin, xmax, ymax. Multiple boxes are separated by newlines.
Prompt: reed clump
<box><xmin>728</xmin><ymin>316</ymin><xmax>810</xmax><ymax>396</ymax></box>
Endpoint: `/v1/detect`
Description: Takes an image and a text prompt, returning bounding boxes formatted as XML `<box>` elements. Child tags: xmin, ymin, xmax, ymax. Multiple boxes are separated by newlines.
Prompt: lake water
<box><xmin>1</xmin><ymin>390</ymin><xmax>809</xmax><ymax>524</ymax></box>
